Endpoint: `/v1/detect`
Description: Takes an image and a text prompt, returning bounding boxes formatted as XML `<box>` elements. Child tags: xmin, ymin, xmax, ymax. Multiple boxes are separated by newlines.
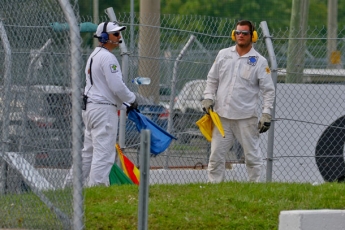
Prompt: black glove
<box><xmin>126</xmin><ymin>99</ymin><xmax>138</xmax><ymax>115</ymax></box>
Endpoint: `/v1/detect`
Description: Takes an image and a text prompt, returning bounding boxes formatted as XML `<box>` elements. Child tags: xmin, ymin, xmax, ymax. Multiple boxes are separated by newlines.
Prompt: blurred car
<box><xmin>171</xmin><ymin>80</ymin><xmax>206</xmax><ymax>142</ymax></box>
<box><xmin>170</xmin><ymin>80</ymin><xmax>244</xmax><ymax>159</ymax></box>
<box><xmin>124</xmin><ymin>93</ymin><xmax>169</xmax><ymax>148</ymax></box>
<box><xmin>0</xmin><ymin>85</ymin><xmax>72</xmax><ymax>168</ymax></box>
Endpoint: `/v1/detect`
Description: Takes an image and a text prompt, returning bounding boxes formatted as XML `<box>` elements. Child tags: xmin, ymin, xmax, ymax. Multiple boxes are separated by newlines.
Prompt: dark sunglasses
<box><xmin>112</xmin><ymin>32</ymin><xmax>120</xmax><ymax>37</ymax></box>
<box><xmin>235</xmin><ymin>30</ymin><xmax>250</xmax><ymax>36</ymax></box>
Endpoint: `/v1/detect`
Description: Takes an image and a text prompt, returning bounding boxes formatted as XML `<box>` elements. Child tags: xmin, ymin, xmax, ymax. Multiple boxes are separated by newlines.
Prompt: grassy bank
<box><xmin>85</xmin><ymin>182</ymin><xmax>345</xmax><ymax>229</ymax></box>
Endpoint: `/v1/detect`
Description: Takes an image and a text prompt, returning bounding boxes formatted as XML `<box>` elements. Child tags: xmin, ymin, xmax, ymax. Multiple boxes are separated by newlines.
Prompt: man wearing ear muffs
<box><xmin>81</xmin><ymin>21</ymin><xmax>138</xmax><ymax>187</ymax></box>
<box><xmin>202</xmin><ymin>20</ymin><xmax>275</xmax><ymax>182</ymax></box>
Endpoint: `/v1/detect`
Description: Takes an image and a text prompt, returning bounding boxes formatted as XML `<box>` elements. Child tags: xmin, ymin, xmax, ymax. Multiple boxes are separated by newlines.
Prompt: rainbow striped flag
<box><xmin>115</xmin><ymin>144</ymin><xmax>140</xmax><ymax>185</ymax></box>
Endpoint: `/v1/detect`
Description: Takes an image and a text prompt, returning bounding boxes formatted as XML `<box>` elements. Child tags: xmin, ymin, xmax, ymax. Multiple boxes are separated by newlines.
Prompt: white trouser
<box><xmin>208</xmin><ymin>117</ymin><xmax>263</xmax><ymax>182</ymax></box>
<box><xmin>82</xmin><ymin>103</ymin><xmax>118</xmax><ymax>187</ymax></box>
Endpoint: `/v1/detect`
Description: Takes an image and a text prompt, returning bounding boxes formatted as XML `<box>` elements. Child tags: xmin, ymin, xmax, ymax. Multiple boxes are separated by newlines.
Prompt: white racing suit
<box><xmin>82</xmin><ymin>47</ymin><xmax>136</xmax><ymax>187</ymax></box>
<box><xmin>82</xmin><ymin>103</ymin><xmax>118</xmax><ymax>186</ymax></box>
<box><xmin>204</xmin><ymin>46</ymin><xmax>275</xmax><ymax>182</ymax></box>
<box><xmin>208</xmin><ymin>117</ymin><xmax>262</xmax><ymax>182</ymax></box>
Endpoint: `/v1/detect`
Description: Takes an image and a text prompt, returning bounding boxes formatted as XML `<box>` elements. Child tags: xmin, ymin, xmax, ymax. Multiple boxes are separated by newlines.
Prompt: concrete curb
<box><xmin>279</xmin><ymin>209</ymin><xmax>345</xmax><ymax>230</ymax></box>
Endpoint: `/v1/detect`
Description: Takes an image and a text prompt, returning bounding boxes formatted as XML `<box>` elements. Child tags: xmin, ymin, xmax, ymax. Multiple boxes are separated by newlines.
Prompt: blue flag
<box><xmin>128</xmin><ymin>109</ymin><xmax>177</xmax><ymax>155</ymax></box>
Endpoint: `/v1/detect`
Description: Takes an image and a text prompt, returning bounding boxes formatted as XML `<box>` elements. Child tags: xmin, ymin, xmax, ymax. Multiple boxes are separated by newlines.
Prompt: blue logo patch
<box><xmin>247</xmin><ymin>56</ymin><xmax>258</xmax><ymax>66</ymax></box>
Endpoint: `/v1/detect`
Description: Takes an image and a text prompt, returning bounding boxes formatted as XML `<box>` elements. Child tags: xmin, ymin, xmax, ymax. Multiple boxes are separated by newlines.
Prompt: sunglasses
<box><xmin>235</xmin><ymin>30</ymin><xmax>250</xmax><ymax>36</ymax></box>
<box><xmin>112</xmin><ymin>32</ymin><xmax>120</xmax><ymax>37</ymax></box>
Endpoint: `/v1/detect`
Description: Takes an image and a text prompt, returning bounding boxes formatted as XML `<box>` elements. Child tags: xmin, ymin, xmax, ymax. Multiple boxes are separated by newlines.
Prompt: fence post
<box><xmin>105</xmin><ymin>7</ymin><xmax>130</xmax><ymax>149</ymax></box>
<box><xmin>58</xmin><ymin>0</ymin><xmax>84</xmax><ymax>229</ymax></box>
<box><xmin>260</xmin><ymin>21</ymin><xmax>277</xmax><ymax>182</ymax></box>
<box><xmin>0</xmin><ymin>18</ymin><xmax>11</xmax><ymax>194</ymax></box>
<box><xmin>166</xmin><ymin>35</ymin><xmax>196</xmax><ymax>169</ymax></box>
<box><xmin>138</xmin><ymin>129</ymin><xmax>151</xmax><ymax>230</ymax></box>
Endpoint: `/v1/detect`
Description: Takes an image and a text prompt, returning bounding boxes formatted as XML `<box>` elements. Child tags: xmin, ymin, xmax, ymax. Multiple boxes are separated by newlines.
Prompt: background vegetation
<box><xmin>77</xmin><ymin>0</ymin><xmax>345</xmax><ymax>31</ymax></box>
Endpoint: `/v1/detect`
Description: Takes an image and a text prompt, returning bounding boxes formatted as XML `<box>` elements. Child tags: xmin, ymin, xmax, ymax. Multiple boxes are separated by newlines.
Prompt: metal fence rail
<box><xmin>0</xmin><ymin>0</ymin><xmax>82</xmax><ymax>229</ymax></box>
<box><xmin>1</xmin><ymin>2</ymin><xmax>345</xmax><ymax>229</ymax></box>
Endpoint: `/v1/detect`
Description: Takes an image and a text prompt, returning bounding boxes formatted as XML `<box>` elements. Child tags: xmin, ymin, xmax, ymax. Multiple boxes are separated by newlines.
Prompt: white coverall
<box><xmin>82</xmin><ymin>47</ymin><xmax>136</xmax><ymax>187</ymax></box>
<box><xmin>203</xmin><ymin>46</ymin><xmax>275</xmax><ymax>182</ymax></box>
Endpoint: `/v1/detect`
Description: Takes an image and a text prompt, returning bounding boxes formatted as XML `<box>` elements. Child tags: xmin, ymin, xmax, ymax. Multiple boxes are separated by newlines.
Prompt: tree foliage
<box><xmin>77</xmin><ymin>0</ymin><xmax>345</xmax><ymax>38</ymax></box>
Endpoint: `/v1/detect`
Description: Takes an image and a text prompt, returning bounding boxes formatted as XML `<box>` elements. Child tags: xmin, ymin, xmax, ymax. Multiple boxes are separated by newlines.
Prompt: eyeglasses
<box><xmin>235</xmin><ymin>30</ymin><xmax>250</xmax><ymax>36</ymax></box>
<box><xmin>112</xmin><ymin>32</ymin><xmax>120</xmax><ymax>37</ymax></box>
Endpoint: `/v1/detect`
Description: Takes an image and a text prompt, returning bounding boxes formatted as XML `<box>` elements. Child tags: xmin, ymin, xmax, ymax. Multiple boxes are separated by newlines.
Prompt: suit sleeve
<box><xmin>258</xmin><ymin>61</ymin><xmax>275</xmax><ymax>114</ymax></box>
<box><xmin>102</xmin><ymin>56</ymin><xmax>136</xmax><ymax>104</ymax></box>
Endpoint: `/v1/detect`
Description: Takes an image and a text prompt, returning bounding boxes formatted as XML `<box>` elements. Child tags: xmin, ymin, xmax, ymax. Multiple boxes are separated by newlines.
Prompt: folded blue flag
<box><xmin>128</xmin><ymin>109</ymin><xmax>177</xmax><ymax>155</ymax></box>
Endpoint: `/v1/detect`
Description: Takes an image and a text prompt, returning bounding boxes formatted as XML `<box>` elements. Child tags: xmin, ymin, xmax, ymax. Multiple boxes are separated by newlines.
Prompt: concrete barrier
<box><xmin>279</xmin><ymin>209</ymin><xmax>345</xmax><ymax>230</ymax></box>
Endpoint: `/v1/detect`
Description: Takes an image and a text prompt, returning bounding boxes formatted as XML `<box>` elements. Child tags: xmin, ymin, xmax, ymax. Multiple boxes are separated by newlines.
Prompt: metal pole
<box><xmin>260</xmin><ymin>21</ymin><xmax>277</xmax><ymax>182</ymax></box>
<box><xmin>105</xmin><ymin>7</ymin><xmax>129</xmax><ymax>149</ymax></box>
<box><xmin>130</xmin><ymin>0</ymin><xmax>134</xmax><ymax>55</ymax></box>
<box><xmin>167</xmin><ymin>35</ymin><xmax>196</xmax><ymax>134</ymax></box>
<box><xmin>130</xmin><ymin>0</ymin><xmax>134</xmax><ymax>85</ymax></box>
<box><xmin>286</xmin><ymin>0</ymin><xmax>309</xmax><ymax>83</ymax></box>
<box><xmin>0</xmin><ymin>18</ymin><xmax>12</xmax><ymax>194</ymax></box>
<box><xmin>58</xmin><ymin>0</ymin><xmax>84</xmax><ymax>229</ymax></box>
<box><xmin>138</xmin><ymin>129</ymin><xmax>150</xmax><ymax>230</ymax></box>
<box><xmin>93</xmin><ymin>0</ymin><xmax>99</xmax><ymax>48</ymax></box>
<box><xmin>165</xmin><ymin>35</ymin><xmax>195</xmax><ymax>169</ymax></box>
<box><xmin>138</xmin><ymin>0</ymin><xmax>160</xmax><ymax>102</ymax></box>
<box><xmin>327</xmin><ymin>0</ymin><xmax>340</xmax><ymax>68</ymax></box>
<box><xmin>21</xmin><ymin>39</ymin><xmax>52</xmax><ymax>153</ymax></box>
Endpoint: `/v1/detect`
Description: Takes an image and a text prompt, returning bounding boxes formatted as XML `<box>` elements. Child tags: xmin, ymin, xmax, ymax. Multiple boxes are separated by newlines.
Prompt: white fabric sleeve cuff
<box><xmin>262</xmin><ymin>107</ymin><xmax>272</xmax><ymax>115</ymax></box>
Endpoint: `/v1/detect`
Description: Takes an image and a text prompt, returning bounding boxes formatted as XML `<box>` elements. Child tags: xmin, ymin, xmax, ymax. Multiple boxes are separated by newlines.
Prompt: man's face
<box><xmin>108</xmin><ymin>31</ymin><xmax>122</xmax><ymax>47</ymax></box>
<box><xmin>235</xmin><ymin>25</ymin><xmax>252</xmax><ymax>48</ymax></box>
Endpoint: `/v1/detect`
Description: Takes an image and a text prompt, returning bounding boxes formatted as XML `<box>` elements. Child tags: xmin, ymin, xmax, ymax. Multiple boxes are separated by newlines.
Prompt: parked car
<box><xmin>0</xmin><ymin>85</ymin><xmax>72</xmax><ymax>168</ymax></box>
<box><xmin>171</xmin><ymin>80</ymin><xmax>206</xmax><ymax>142</ymax></box>
<box><xmin>171</xmin><ymin>79</ymin><xmax>244</xmax><ymax>159</ymax></box>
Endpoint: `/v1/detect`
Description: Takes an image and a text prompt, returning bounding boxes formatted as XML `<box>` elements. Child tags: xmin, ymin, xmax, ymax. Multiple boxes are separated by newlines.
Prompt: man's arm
<box><xmin>258</xmin><ymin>62</ymin><xmax>275</xmax><ymax>133</ymax></box>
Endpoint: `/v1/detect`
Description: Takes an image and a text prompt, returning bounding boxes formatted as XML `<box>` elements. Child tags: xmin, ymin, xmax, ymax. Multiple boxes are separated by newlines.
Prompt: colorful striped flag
<box><xmin>116</xmin><ymin>144</ymin><xmax>140</xmax><ymax>185</ymax></box>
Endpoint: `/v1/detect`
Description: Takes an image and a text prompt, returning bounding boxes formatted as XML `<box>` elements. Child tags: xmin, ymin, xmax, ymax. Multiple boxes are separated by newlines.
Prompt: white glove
<box><xmin>258</xmin><ymin>113</ymin><xmax>272</xmax><ymax>133</ymax></box>
<box><xmin>201</xmin><ymin>99</ymin><xmax>214</xmax><ymax>113</ymax></box>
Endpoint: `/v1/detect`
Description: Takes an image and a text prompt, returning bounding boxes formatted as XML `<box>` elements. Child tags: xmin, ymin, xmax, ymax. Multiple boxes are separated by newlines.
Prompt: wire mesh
<box><xmin>1</xmin><ymin>3</ymin><xmax>345</xmax><ymax>229</ymax></box>
<box><xmin>0</xmin><ymin>0</ymin><xmax>81</xmax><ymax>229</ymax></box>
<box><xmin>112</xmin><ymin>13</ymin><xmax>345</xmax><ymax>186</ymax></box>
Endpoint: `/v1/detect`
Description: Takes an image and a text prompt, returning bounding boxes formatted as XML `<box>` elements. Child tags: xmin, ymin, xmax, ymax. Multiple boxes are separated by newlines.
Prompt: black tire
<box><xmin>315</xmin><ymin>115</ymin><xmax>345</xmax><ymax>182</ymax></box>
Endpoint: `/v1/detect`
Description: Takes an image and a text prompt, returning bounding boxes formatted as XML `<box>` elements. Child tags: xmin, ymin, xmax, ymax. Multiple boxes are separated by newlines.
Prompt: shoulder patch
<box><xmin>110</xmin><ymin>64</ymin><xmax>118</xmax><ymax>73</ymax></box>
<box><xmin>265</xmin><ymin>66</ymin><xmax>271</xmax><ymax>74</ymax></box>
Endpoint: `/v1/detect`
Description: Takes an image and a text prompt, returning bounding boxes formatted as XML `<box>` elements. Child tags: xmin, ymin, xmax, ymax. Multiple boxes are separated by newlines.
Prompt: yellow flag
<box><xmin>196</xmin><ymin>108</ymin><xmax>225</xmax><ymax>141</ymax></box>
<box><xmin>196</xmin><ymin>114</ymin><xmax>213</xmax><ymax>142</ymax></box>
<box><xmin>209</xmin><ymin>109</ymin><xmax>225</xmax><ymax>138</ymax></box>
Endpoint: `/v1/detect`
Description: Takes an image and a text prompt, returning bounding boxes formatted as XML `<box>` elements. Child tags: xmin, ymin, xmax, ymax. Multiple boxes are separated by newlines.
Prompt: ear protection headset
<box><xmin>99</xmin><ymin>21</ymin><xmax>109</xmax><ymax>43</ymax></box>
<box><xmin>231</xmin><ymin>20</ymin><xmax>258</xmax><ymax>43</ymax></box>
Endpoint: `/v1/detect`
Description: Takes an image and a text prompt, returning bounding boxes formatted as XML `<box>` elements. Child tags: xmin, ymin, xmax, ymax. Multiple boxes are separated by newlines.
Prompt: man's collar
<box><xmin>232</xmin><ymin>45</ymin><xmax>255</xmax><ymax>57</ymax></box>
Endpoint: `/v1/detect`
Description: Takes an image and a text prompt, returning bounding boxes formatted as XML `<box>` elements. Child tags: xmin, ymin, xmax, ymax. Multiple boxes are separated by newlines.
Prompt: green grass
<box><xmin>0</xmin><ymin>188</ymin><xmax>73</xmax><ymax>229</ymax></box>
<box><xmin>85</xmin><ymin>182</ymin><xmax>345</xmax><ymax>230</ymax></box>
<box><xmin>1</xmin><ymin>182</ymin><xmax>344</xmax><ymax>229</ymax></box>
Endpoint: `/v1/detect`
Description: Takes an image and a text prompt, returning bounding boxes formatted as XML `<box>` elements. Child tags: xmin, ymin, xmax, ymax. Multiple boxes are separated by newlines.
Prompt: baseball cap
<box><xmin>95</xmin><ymin>21</ymin><xmax>126</xmax><ymax>37</ymax></box>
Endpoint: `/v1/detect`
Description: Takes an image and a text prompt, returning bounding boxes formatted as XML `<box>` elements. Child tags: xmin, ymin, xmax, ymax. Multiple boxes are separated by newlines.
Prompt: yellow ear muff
<box><xmin>231</xmin><ymin>30</ymin><xmax>236</xmax><ymax>41</ymax></box>
<box><xmin>231</xmin><ymin>30</ymin><xmax>258</xmax><ymax>43</ymax></box>
<box><xmin>252</xmin><ymin>30</ymin><xmax>258</xmax><ymax>43</ymax></box>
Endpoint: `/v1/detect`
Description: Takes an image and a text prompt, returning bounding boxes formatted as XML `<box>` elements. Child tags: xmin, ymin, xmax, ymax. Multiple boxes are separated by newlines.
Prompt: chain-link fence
<box><xmin>114</xmin><ymin>13</ymin><xmax>345</xmax><ymax>186</ymax></box>
<box><xmin>1</xmin><ymin>1</ymin><xmax>345</xmax><ymax>229</ymax></box>
<box><xmin>0</xmin><ymin>0</ymin><xmax>83</xmax><ymax>229</ymax></box>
